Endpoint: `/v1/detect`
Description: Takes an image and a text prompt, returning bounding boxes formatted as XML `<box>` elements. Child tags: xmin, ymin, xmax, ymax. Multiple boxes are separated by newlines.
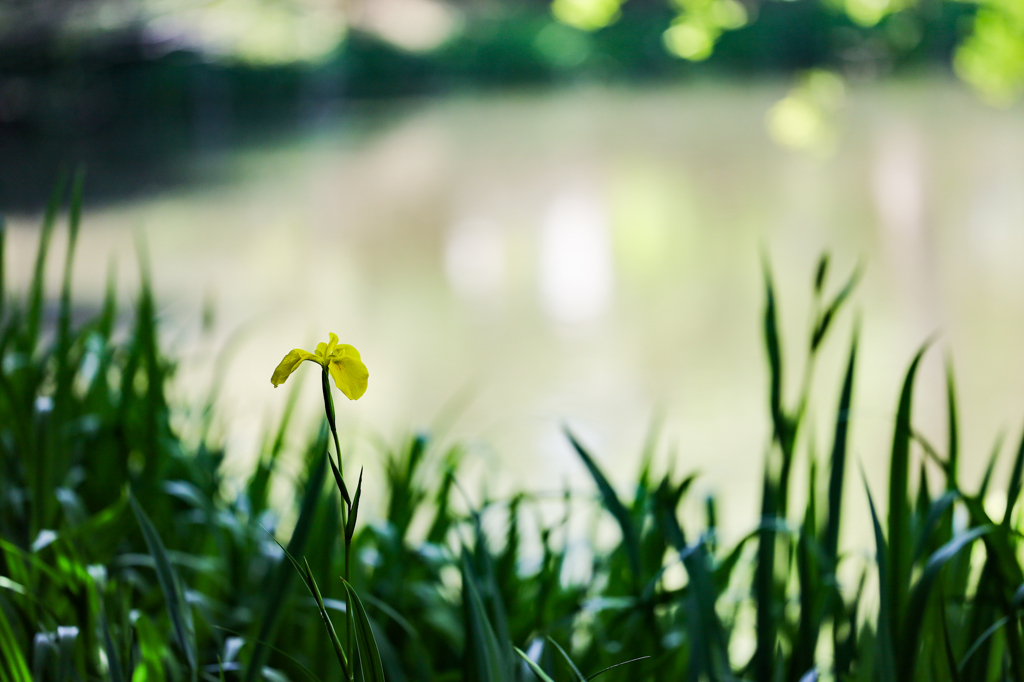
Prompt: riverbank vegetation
<box><xmin>3</xmin><ymin>182</ymin><xmax>1024</xmax><ymax>682</ymax></box>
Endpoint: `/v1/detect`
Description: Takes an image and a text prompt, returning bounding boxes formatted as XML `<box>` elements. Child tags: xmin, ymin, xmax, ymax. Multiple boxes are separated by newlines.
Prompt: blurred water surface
<box><xmin>8</xmin><ymin>79</ymin><xmax>1024</xmax><ymax>542</ymax></box>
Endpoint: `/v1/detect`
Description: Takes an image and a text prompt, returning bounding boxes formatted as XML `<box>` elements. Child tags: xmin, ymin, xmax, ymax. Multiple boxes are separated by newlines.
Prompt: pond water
<box><xmin>8</xmin><ymin>79</ymin><xmax>1024</xmax><ymax>544</ymax></box>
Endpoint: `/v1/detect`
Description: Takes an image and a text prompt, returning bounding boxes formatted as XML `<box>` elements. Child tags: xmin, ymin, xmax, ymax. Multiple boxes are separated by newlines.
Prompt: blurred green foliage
<box><xmin>6</xmin><ymin>182</ymin><xmax>1024</xmax><ymax>681</ymax></box>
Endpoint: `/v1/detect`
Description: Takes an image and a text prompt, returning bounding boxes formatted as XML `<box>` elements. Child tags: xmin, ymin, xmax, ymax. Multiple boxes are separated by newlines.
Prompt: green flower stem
<box><xmin>321</xmin><ymin>368</ymin><xmax>343</xmax><ymax>481</ymax></box>
<box><xmin>321</xmin><ymin>367</ymin><xmax>355</xmax><ymax>682</ymax></box>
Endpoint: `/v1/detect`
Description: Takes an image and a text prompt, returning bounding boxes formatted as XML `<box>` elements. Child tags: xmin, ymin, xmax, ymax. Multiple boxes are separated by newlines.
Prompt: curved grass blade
<box><xmin>939</xmin><ymin>588</ymin><xmax>962</xmax><ymax>682</ymax></box>
<box><xmin>978</xmin><ymin>433</ymin><xmax>1005</xmax><ymax>499</ymax></box>
<box><xmin>515</xmin><ymin>648</ymin><xmax>556</xmax><ymax>682</ymax></box>
<box><xmin>57</xmin><ymin>167</ymin><xmax>85</xmax><ymax>356</ymax></box>
<box><xmin>913</xmin><ymin>491</ymin><xmax>959</xmax><ymax>562</ymax></box>
<box><xmin>1003</xmin><ymin>423</ymin><xmax>1024</xmax><ymax>526</ymax></box>
<box><xmin>959</xmin><ymin>616</ymin><xmax>1010</xmax><ymax>673</ymax></box>
<box><xmin>264</xmin><ymin>533</ymin><xmax>350</xmax><ymax>679</ymax></box>
<box><xmin>0</xmin><ymin>600</ymin><xmax>31</xmax><ymax>682</ymax></box>
<box><xmin>824</xmin><ymin>327</ymin><xmax>857</xmax><ymax>564</ymax></box>
<box><xmin>129</xmin><ymin>493</ymin><xmax>197</xmax><ymax>673</ymax></box>
<box><xmin>27</xmin><ymin>170</ymin><xmax>68</xmax><ymax>347</ymax></box>
<box><xmin>100</xmin><ymin>610</ymin><xmax>125</xmax><ymax>682</ymax></box>
<box><xmin>585</xmin><ymin>656</ymin><xmax>651</xmax><ymax>681</ymax></box>
<box><xmin>901</xmin><ymin>525</ymin><xmax>992</xmax><ymax>679</ymax></box>
<box><xmin>302</xmin><ymin>558</ymin><xmax>349</xmax><ymax>677</ymax></box>
<box><xmin>863</xmin><ymin>473</ymin><xmax>896</xmax><ymax>682</ymax></box>
<box><xmin>888</xmin><ymin>342</ymin><xmax>930</xmax><ymax>628</ymax></box>
<box><xmin>343</xmin><ymin>581</ymin><xmax>385</xmax><ymax>682</ymax></box>
<box><xmin>546</xmin><ymin>636</ymin><xmax>586</xmax><ymax>682</ymax></box>
<box><xmin>461</xmin><ymin>554</ymin><xmax>511</xmax><ymax>682</ymax></box>
<box><xmin>945</xmin><ymin>358</ymin><xmax>959</xmax><ymax>484</ymax></box>
<box><xmin>565</xmin><ymin>429</ymin><xmax>640</xmax><ymax>581</ymax></box>
<box><xmin>811</xmin><ymin>262</ymin><xmax>862</xmax><ymax>352</ymax></box>
<box><xmin>659</xmin><ymin>493</ymin><xmax>729</xmax><ymax>681</ymax></box>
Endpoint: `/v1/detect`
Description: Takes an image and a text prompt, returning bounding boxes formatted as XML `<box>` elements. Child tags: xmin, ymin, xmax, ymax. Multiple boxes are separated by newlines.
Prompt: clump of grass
<box><xmin>2</xmin><ymin>182</ymin><xmax>1024</xmax><ymax>682</ymax></box>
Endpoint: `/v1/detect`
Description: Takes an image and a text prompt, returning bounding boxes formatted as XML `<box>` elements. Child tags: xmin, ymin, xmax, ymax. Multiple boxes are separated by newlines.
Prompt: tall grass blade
<box><xmin>811</xmin><ymin>262</ymin><xmax>862</xmax><ymax>352</ymax></box>
<box><xmin>824</xmin><ymin>327</ymin><xmax>857</xmax><ymax>564</ymax></box>
<box><xmin>1002</xmin><ymin>424</ymin><xmax>1024</xmax><ymax>527</ymax></box>
<box><xmin>57</xmin><ymin>168</ymin><xmax>85</xmax><ymax>355</ymax></box>
<box><xmin>945</xmin><ymin>359</ymin><xmax>959</xmax><ymax>485</ymax></box>
<box><xmin>100</xmin><ymin>609</ymin><xmax>126</xmax><ymax>682</ymax></box>
<box><xmin>461</xmin><ymin>554</ymin><xmax>512</xmax><ymax>682</ymax></box>
<box><xmin>566</xmin><ymin>429</ymin><xmax>641</xmax><ymax>581</ymax></box>
<box><xmin>342</xmin><ymin>582</ymin><xmax>385</xmax><ymax>682</ymax></box>
<box><xmin>888</xmin><ymin>342</ymin><xmax>930</xmax><ymax>631</ymax></box>
<box><xmin>813</xmin><ymin>253</ymin><xmax>829</xmax><ymax>294</ymax></box>
<box><xmin>978</xmin><ymin>433</ymin><xmax>1004</xmax><ymax>500</ymax></box>
<box><xmin>864</xmin><ymin>475</ymin><xmax>896</xmax><ymax>682</ymax></box>
<box><xmin>659</xmin><ymin>492</ymin><xmax>729</xmax><ymax>681</ymax></box>
<box><xmin>284</xmin><ymin>554</ymin><xmax>349</xmax><ymax>677</ymax></box>
<box><xmin>789</xmin><ymin>461</ymin><xmax>820</xmax><ymax>682</ymax></box>
<box><xmin>938</xmin><ymin>588</ymin><xmax>962</xmax><ymax>682</ymax></box>
<box><xmin>913</xmin><ymin>491</ymin><xmax>959</xmax><ymax>561</ymax></box>
<box><xmin>754</xmin><ymin>467</ymin><xmax>779</xmax><ymax>682</ymax></box>
<box><xmin>244</xmin><ymin>437</ymin><xmax>328</xmax><ymax>682</ymax></box>
<box><xmin>762</xmin><ymin>260</ymin><xmax>789</xmax><ymax>454</ymax></box>
<box><xmin>129</xmin><ymin>493</ymin><xmax>197</xmax><ymax>673</ymax></box>
<box><xmin>26</xmin><ymin>171</ymin><xmax>67</xmax><ymax>347</ymax></box>
<box><xmin>901</xmin><ymin>526</ymin><xmax>992</xmax><ymax>679</ymax></box>
<box><xmin>0</xmin><ymin>600</ymin><xmax>31</xmax><ymax>682</ymax></box>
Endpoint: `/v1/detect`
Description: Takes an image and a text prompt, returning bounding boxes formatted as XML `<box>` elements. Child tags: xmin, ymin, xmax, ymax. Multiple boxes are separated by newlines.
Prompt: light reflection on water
<box><xmin>7</xmin><ymin>80</ymin><xmax>1024</xmax><ymax>547</ymax></box>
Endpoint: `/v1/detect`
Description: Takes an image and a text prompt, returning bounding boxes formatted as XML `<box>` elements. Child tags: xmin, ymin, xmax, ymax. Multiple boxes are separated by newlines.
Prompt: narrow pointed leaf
<box><xmin>888</xmin><ymin>342</ymin><xmax>930</xmax><ymax>626</ymax></box>
<box><xmin>547</xmin><ymin>637</ymin><xmax>586</xmax><ymax>682</ymax></box>
<box><xmin>515</xmin><ymin>648</ymin><xmax>556</xmax><ymax>682</ymax></box>
<box><xmin>864</xmin><ymin>475</ymin><xmax>896</xmax><ymax>682</ymax></box>
<box><xmin>566</xmin><ymin>429</ymin><xmax>641</xmax><ymax>580</ymax></box>
<box><xmin>901</xmin><ymin>526</ymin><xmax>992</xmax><ymax>679</ymax></box>
<box><xmin>129</xmin><ymin>493</ymin><xmax>197</xmax><ymax>672</ymax></box>
<box><xmin>346</xmin><ymin>468</ymin><xmax>363</xmax><ymax>542</ymax></box>
<box><xmin>343</xmin><ymin>581</ymin><xmax>385</xmax><ymax>682</ymax></box>
<box><xmin>585</xmin><ymin>656</ymin><xmax>651</xmax><ymax>681</ymax></box>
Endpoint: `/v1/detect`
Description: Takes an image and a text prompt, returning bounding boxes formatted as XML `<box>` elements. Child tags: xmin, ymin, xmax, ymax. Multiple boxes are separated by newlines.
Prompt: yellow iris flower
<box><xmin>271</xmin><ymin>332</ymin><xmax>368</xmax><ymax>400</ymax></box>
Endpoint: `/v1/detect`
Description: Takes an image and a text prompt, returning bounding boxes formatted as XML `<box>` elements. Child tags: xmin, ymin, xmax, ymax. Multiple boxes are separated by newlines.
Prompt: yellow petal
<box><xmin>315</xmin><ymin>342</ymin><xmax>327</xmax><ymax>360</ymax></box>
<box><xmin>327</xmin><ymin>344</ymin><xmax>368</xmax><ymax>400</ymax></box>
<box><xmin>270</xmin><ymin>349</ymin><xmax>318</xmax><ymax>387</ymax></box>
<box><xmin>325</xmin><ymin>332</ymin><xmax>339</xmax><ymax>357</ymax></box>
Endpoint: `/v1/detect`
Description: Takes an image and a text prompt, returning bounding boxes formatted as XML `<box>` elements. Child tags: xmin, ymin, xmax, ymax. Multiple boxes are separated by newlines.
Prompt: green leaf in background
<box><xmin>244</xmin><ymin>434</ymin><xmax>328</xmax><ymax>682</ymax></box>
<box><xmin>461</xmin><ymin>554</ymin><xmax>512</xmax><ymax>682</ymax></box>
<box><xmin>864</xmin><ymin>475</ymin><xmax>896</xmax><ymax>682</ymax></box>
<box><xmin>1002</xmin><ymin>424</ymin><xmax>1024</xmax><ymax>527</ymax></box>
<box><xmin>887</xmin><ymin>341</ymin><xmax>930</xmax><ymax>635</ymax></box>
<box><xmin>0</xmin><ymin>601</ymin><xmax>31</xmax><ymax>682</ymax></box>
<box><xmin>100</xmin><ymin>610</ymin><xmax>126</xmax><ymax>682</ymax></box>
<box><xmin>901</xmin><ymin>526</ymin><xmax>992</xmax><ymax>679</ymax></box>
<box><xmin>823</xmin><ymin>326</ymin><xmax>857</xmax><ymax>565</ymax></box>
<box><xmin>810</xmin><ymin>262</ymin><xmax>862</xmax><ymax>352</ymax></box>
<box><xmin>26</xmin><ymin>169</ymin><xmax>67</xmax><ymax>349</ymax></box>
<box><xmin>129</xmin><ymin>492</ymin><xmax>197</xmax><ymax>674</ymax></box>
<box><xmin>343</xmin><ymin>581</ymin><xmax>385</xmax><ymax>682</ymax></box>
<box><xmin>565</xmin><ymin>429</ymin><xmax>641</xmax><ymax>582</ymax></box>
